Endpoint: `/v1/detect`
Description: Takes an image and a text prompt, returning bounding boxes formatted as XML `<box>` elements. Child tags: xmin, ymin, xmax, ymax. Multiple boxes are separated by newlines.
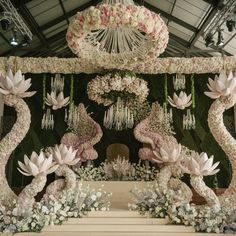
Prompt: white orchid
<box><xmin>168</xmin><ymin>91</ymin><xmax>192</xmax><ymax>110</ymax></box>
<box><xmin>45</xmin><ymin>91</ymin><xmax>69</xmax><ymax>110</ymax></box>
<box><xmin>152</xmin><ymin>141</ymin><xmax>182</xmax><ymax>164</ymax></box>
<box><xmin>0</xmin><ymin>69</ymin><xmax>36</xmax><ymax>97</ymax></box>
<box><xmin>181</xmin><ymin>152</ymin><xmax>220</xmax><ymax>176</ymax></box>
<box><xmin>204</xmin><ymin>71</ymin><xmax>236</xmax><ymax>99</ymax></box>
<box><xmin>17</xmin><ymin>151</ymin><xmax>58</xmax><ymax>176</ymax></box>
<box><xmin>53</xmin><ymin>144</ymin><xmax>80</xmax><ymax>165</ymax></box>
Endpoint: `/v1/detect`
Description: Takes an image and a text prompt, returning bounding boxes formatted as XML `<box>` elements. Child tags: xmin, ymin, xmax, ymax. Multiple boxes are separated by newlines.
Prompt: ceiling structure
<box><xmin>0</xmin><ymin>0</ymin><xmax>236</xmax><ymax>58</ymax></box>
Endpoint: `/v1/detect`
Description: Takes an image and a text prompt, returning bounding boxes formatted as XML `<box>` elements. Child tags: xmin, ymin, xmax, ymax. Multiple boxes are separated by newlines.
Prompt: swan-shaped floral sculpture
<box><xmin>61</xmin><ymin>103</ymin><xmax>103</xmax><ymax>163</ymax></box>
<box><xmin>205</xmin><ymin>71</ymin><xmax>236</xmax><ymax>203</ymax></box>
<box><xmin>134</xmin><ymin>103</ymin><xmax>192</xmax><ymax>204</ymax></box>
<box><xmin>0</xmin><ymin>70</ymin><xmax>36</xmax><ymax>207</ymax></box>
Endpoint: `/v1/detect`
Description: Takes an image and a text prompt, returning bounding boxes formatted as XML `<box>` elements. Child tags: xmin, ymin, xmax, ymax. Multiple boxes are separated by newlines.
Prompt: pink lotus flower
<box><xmin>17</xmin><ymin>151</ymin><xmax>58</xmax><ymax>176</ymax></box>
<box><xmin>152</xmin><ymin>141</ymin><xmax>182</xmax><ymax>164</ymax></box>
<box><xmin>0</xmin><ymin>69</ymin><xmax>36</xmax><ymax>97</ymax></box>
<box><xmin>168</xmin><ymin>91</ymin><xmax>192</xmax><ymax>110</ymax></box>
<box><xmin>45</xmin><ymin>91</ymin><xmax>69</xmax><ymax>110</ymax></box>
<box><xmin>53</xmin><ymin>144</ymin><xmax>80</xmax><ymax>165</ymax></box>
<box><xmin>204</xmin><ymin>71</ymin><xmax>236</xmax><ymax>99</ymax></box>
<box><xmin>181</xmin><ymin>152</ymin><xmax>220</xmax><ymax>176</ymax></box>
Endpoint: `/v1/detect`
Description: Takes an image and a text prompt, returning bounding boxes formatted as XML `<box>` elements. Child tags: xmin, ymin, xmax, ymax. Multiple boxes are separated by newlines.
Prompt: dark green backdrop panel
<box><xmin>3</xmin><ymin>73</ymin><xmax>233</xmax><ymax>188</ymax></box>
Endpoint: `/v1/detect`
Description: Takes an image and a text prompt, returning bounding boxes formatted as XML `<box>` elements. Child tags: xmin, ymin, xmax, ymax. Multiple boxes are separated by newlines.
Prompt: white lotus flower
<box><xmin>168</xmin><ymin>91</ymin><xmax>192</xmax><ymax>110</ymax></box>
<box><xmin>181</xmin><ymin>152</ymin><xmax>220</xmax><ymax>176</ymax></box>
<box><xmin>45</xmin><ymin>91</ymin><xmax>69</xmax><ymax>110</ymax></box>
<box><xmin>53</xmin><ymin>144</ymin><xmax>80</xmax><ymax>165</ymax></box>
<box><xmin>0</xmin><ymin>69</ymin><xmax>36</xmax><ymax>97</ymax></box>
<box><xmin>152</xmin><ymin>142</ymin><xmax>182</xmax><ymax>164</ymax></box>
<box><xmin>204</xmin><ymin>71</ymin><xmax>236</xmax><ymax>99</ymax></box>
<box><xmin>17</xmin><ymin>151</ymin><xmax>58</xmax><ymax>176</ymax></box>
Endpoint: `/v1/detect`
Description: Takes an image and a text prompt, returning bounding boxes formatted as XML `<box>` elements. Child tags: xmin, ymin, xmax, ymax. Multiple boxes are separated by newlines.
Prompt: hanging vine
<box><xmin>42</xmin><ymin>74</ymin><xmax>46</xmax><ymax>110</ymax></box>
<box><xmin>191</xmin><ymin>74</ymin><xmax>195</xmax><ymax>109</ymax></box>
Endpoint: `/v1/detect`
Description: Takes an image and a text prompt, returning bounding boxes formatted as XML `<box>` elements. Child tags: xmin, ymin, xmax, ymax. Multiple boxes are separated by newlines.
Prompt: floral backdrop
<box><xmin>3</xmin><ymin>72</ymin><xmax>233</xmax><ymax>188</ymax></box>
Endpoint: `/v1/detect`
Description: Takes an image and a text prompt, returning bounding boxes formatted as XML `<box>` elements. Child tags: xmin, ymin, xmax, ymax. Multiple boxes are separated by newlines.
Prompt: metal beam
<box><xmin>133</xmin><ymin>0</ymin><xmax>197</xmax><ymax>32</ymax></box>
<box><xmin>18</xmin><ymin>4</ymin><xmax>51</xmax><ymax>51</ymax></box>
<box><xmin>39</xmin><ymin>0</ymin><xmax>101</xmax><ymax>32</ymax></box>
<box><xmin>58</xmin><ymin>0</ymin><xmax>69</xmax><ymax>25</ymax></box>
<box><xmin>189</xmin><ymin>0</ymin><xmax>224</xmax><ymax>47</ymax></box>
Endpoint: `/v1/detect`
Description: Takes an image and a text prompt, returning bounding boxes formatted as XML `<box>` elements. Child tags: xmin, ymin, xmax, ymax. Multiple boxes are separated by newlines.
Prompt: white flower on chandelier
<box><xmin>181</xmin><ymin>152</ymin><xmax>220</xmax><ymax>176</ymax></box>
<box><xmin>168</xmin><ymin>91</ymin><xmax>192</xmax><ymax>110</ymax></box>
<box><xmin>53</xmin><ymin>144</ymin><xmax>80</xmax><ymax>166</ymax></box>
<box><xmin>204</xmin><ymin>71</ymin><xmax>236</xmax><ymax>99</ymax></box>
<box><xmin>17</xmin><ymin>151</ymin><xmax>58</xmax><ymax>176</ymax></box>
<box><xmin>45</xmin><ymin>91</ymin><xmax>70</xmax><ymax>110</ymax></box>
<box><xmin>152</xmin><ymin>141</ymin><xmax>182</xmax><ymax>164</ymax></box>
<box><xmin>0</xmin><ymin>69</ymin><xmax>36</xmax><ymax>97</ymax></box>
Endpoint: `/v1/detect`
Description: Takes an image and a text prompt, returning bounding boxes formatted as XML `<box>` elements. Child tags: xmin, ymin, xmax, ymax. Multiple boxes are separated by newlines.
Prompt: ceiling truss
<box><xmin>0</xmin><ymin>0</ymin><xmax>234</xmax><ymax>58</ymax></box>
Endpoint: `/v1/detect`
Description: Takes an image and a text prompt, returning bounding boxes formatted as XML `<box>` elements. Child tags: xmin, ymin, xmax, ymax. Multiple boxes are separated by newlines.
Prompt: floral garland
<box><xmin>3</xmin><ymin>56</ymin><xmax>236</xmax><ymax>74</ymax></box>
<box><xmin>66</xmin><ymin>3</ymin><xmax>168</xmax><ymax>62</ymax></box>
<box><xmin>87</xmin><ymin>72</ymin><xmax>149</xmax><ymax>106</ymax></box>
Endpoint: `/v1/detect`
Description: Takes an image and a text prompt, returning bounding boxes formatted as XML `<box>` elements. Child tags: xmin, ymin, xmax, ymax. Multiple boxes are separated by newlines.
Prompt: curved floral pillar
<box><xmin>46</xmin><ymin>165</ymin><xmax>76</xmax><ymax>198</ymax></box>
<box><xmin>191</xmin><ymin>175</ymin><xmax>220</xmax><ymax>211</ymax></box>
<box><xmin>16</xmin><ymin>173</ymin><xmax>47</xmax><ymax>215</ymax></box>
<box><xmin>0</xmin><ymin>95</ymin><xmax>31</xmax><ymax>206</ymax></box>
<box><xmin>208</xmin><ymin>95</ymin><xmax>236</xmax><ymax>199</ymax></box>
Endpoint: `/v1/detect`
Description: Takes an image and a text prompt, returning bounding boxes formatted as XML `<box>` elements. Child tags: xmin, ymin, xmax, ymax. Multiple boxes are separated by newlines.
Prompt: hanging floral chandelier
<box><xmin>87</xmin><ymin>71</ymin><xmax>149</xmax><ymax>131</ymax></box>
<box><xmin>66</xmin><ymin>0</ymin><xmax>169</xmax><ymax>65</ymax></box>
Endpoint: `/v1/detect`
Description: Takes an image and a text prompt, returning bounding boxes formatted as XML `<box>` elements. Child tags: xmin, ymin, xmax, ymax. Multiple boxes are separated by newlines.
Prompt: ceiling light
<box><xmin>21</xmin><ymin>35</ymin><xmax>31</xmax><ymax>47</ymax></box>
<box><xmin>10</xmin><ymin>28</ymin><xmax>18</xmax><ymax>46</ymax></box>
<box><xmin>217</xmin><ymin>29</ymin><xmax>224</xmax><ymax>47</ymax></box>
<box><xmin>205</xmin><ymin>34</ymin><xmax>215</xmax><ymax>47</ymax></box>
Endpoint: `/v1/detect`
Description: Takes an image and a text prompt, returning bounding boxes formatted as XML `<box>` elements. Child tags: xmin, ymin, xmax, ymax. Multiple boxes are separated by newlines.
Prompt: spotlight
<box><xmin>10</xmin><ymin>28</ymin><xmax>18</xmax><ymax>46</ymax></box>
<box><xmin>21</xmin><ymin>35</ymin><xmax>31</xmax><ymax>47</ymax></box>
<box><xmin>205</xmin><ymin>34</ymin><xmax>214</xmax><ymax>47</ymax></box>
<box><xmin>0</xmin><ymin>19</ymin><xmax>10</xmax><ymax>31</ymax></box>
<box><xmin>217</xmin><ymin>29</ymin><xmax>224</xmax><ymax>47</ymax></box>
<box><xmin>226</xmin><ymin>20</ymin><xmax>235</xmax><ymax>32</ymax></box>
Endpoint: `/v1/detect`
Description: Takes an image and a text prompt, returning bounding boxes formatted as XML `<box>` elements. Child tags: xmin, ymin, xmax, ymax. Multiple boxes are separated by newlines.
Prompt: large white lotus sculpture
<box><xmin>182</xmin><ymin>152</ymin><xmax>220</xmax><ymax>212</ymax></box>
<box><xmin>152</xmin><ymin>142</ymin><xmax>182</xmax><ymax>164</ymax></box>
<box><xmin>204</xmin><ymin>71</ymin><xmax>236</xmax><ymax>99</ymax></box>
<box><xmin>18</xmin><ymin>151</ymin><xmax>58</xmax><ymax>176</ymax></box>
<box><xmin>45</xmin><ymin>91</ymin><xmax>69</xmax><ymax>110</ymax></box>
<box><xmin>54</xmin><ymin>144</ymin><xmax>80</xmax><ymax>166</ymax></box>
<box><xmin>168</xmin><ymin>91</ymin><xmax>192</xmax><ymax>110</ymax></box>
<box><xmin>0</xmin><ymin>69</ymin><xmax>36</xmax><ymax>97</ymax></box>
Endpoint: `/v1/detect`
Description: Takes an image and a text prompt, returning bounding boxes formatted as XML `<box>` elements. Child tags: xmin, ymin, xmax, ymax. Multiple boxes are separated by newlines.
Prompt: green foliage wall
<box><xmin>3</xmin><ymin>72</ymin><xmax>234</xmax><ymax>188</ymax></box>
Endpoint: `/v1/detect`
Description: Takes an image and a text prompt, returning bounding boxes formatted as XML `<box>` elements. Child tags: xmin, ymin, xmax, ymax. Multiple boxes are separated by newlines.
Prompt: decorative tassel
<box><xmin>69</xmin><ymin>74</ymin><xmax>74</xmax><ymax>112</ymax></box>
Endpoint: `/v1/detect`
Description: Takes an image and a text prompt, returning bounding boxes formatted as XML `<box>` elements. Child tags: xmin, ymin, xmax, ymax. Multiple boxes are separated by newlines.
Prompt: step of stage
<box><xmin>64</xmin><ymin>216</ymin><xmax>169</xmax><ymax>225</ymax></box>
<box><xmin>15</xmin><ymin>210</ymin><xmax>235</xmax><ymax>236</ymax></box>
